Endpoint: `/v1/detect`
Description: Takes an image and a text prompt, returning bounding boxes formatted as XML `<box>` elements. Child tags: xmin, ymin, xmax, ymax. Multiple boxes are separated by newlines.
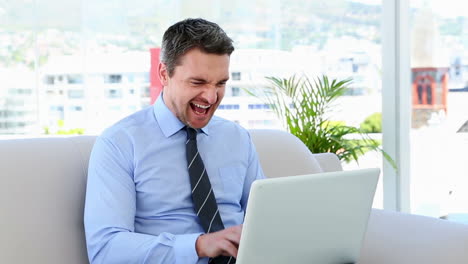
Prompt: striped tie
<box><xmin>185</xmin><ymin>127</ymin><xmax>235</xmax><ymax>264</ymax></box>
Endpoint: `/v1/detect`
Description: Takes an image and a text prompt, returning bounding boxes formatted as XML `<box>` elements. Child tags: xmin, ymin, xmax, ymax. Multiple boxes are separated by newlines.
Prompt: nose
<box><xmin>202</xmin><ymin>86</ymin><xmax>218</xmax><ymax>105</ymax></box>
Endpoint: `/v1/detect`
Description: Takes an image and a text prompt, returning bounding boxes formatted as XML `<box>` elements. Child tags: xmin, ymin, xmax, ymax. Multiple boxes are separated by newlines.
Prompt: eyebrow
<box><xmin>217</xmin><ymin>78</ymin><xmax>229</xmax><ymax>84</ymax></box>
<box><xmin>189</xmin><ymin>78</ymin><xmax>207</xmax><ymax>83</ymax></box>
<box><xmin>189</xmin><ymin>77</ymin><xmax>229</xmax><ymax>84</ymax></box>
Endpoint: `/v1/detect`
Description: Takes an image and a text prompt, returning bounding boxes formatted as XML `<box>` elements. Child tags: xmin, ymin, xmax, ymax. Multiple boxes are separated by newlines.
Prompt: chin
<box><xmin>189</xmin><ymin>115</ymin><xmax>213</xmax><ymax>128</ymax></box>
<box><xmin>186</xmin><ymin>109</ymin><xmax>216</xmax><ymax>129</ymax></box>
<box><xmin>188</xmin><ymin>120</ymin><xmax>209</xmax><ymax>129</ymax></box>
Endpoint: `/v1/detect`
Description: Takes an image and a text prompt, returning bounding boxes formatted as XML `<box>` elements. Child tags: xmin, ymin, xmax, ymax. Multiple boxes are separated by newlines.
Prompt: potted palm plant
<box><xmin>247</xmin><ymin>74</ymin><xmax>396</xmax><ymax>169</ymax></box>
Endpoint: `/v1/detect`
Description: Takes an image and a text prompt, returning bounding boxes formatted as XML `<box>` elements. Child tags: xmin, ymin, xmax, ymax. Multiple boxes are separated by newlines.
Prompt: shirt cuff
<box><xmin>174</xmin><ymin>233</ymin><xmax>203</xmax><ymax>264</ymax></box>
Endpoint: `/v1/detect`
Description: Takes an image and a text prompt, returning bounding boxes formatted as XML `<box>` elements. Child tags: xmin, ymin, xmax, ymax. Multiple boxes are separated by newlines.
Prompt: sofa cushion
<box><xmin>359</xmin><ymin>209</ymin><xmax>468</xmax><ymax>264</ymax></box>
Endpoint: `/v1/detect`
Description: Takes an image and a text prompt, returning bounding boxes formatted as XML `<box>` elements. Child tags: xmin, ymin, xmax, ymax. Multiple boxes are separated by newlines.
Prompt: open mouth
<box><xmin>190</xmin><ymin>102</ymin><xmax>211</xmax><ymax>115</ymax></box>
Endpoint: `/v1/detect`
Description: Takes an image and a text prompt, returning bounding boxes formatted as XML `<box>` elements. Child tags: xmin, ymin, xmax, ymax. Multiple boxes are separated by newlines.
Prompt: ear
<box><xmin>158</xmin><ymin>62</ymin><xmax>169</xmax><ymax>86</ymax></box>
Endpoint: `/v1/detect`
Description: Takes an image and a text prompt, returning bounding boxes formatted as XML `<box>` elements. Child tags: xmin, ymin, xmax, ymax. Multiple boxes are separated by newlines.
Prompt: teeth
<box><xmin>193</xmin><ymin>103</ymin><xmax>210</xmax><ymax>109</ymax></box>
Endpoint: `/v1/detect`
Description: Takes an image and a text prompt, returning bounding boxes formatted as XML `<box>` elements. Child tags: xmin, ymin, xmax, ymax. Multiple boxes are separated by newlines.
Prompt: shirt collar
<box><xmin>153</xmin><ymin>93</ymin><xmax>210</xmax><ymax>138</ymax></box>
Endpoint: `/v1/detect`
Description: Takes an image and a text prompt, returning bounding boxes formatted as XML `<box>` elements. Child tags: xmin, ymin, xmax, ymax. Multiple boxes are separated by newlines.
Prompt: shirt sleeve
<box><xmin>84</xmin><ymin>135</ymin><xmax>201</xmax><ymax>264</ymax></box>
<box><xmin>240</xmin><ymin>132</ymin><xmax>266</xmax><ymax>212</ymax></box>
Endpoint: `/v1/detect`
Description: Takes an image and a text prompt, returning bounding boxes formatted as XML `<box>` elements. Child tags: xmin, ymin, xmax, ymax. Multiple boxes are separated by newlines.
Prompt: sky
<box><xmin>348</xmin><ymin>0</ymin><xmax>468</xmax><ymax>18</ymax></box>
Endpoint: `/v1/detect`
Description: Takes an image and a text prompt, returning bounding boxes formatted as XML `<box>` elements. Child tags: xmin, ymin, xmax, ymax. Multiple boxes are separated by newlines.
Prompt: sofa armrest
<box><xmin>359</xmin><ymin>209</ymin><xmax>468</xmax><ymax>264</ymax></box>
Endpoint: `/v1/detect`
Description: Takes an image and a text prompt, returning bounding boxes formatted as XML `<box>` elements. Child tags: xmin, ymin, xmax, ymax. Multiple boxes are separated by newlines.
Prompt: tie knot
<box><xmin>186</xmin><ymin>126</ymin><xmax>198</xmax><ymax>140</ymax></box>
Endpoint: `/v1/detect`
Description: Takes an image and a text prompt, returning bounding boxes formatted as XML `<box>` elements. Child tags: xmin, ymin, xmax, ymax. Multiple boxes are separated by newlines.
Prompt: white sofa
<box><xmin>1</xmin><ymin>129</ymin><xmax>467</xmax><ymax>263</ymax></box>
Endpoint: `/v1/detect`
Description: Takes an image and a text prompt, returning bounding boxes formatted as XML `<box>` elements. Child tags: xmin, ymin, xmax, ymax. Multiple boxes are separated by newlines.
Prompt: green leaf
<box><xmin>246</xmin><ymin>74</ymin><xmax>397</xmax><ymax>171</ymax></box>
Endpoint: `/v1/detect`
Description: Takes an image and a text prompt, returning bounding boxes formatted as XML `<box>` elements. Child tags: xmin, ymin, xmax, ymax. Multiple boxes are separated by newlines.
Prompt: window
<box><xmin>8</xmin><ymin>88</ymin><xmax>32</xmax><ymax>95</ymax></box>
<box><xmin>248</xmin><ymin>104</ymin><xmax>270</xmax><ymax>110</ymax></box>
<box><xmin>141</xmin><ymin>86</ymin><xmax>150</xmax><ymax>97</ymax></box>
<box><xmin>218</xmin><ymin>104</ymin><xmax>240</xmax><ymax>110</ymax></box>
<box><xmin>68</xmin><ymin>89</ymin><xmax>85</xmax><ymax>99</ymax></box>
<box><xmin>231</xmin><ymin>87</ymin><xmax>240</xmax><ymax>96</ymax></box>
<box><xmin>67</xmin><ymin>75</ymin><xmax>83</xmax><ymax>84</ymax></box>
<box><xmin>106</xmin><ymin>74</ymin><xmax>122</xmax><ymax>84</ymax></box>
<box><xmin>126</xmin><ymin>73</ymin><xmax>135</xmax><ymax>83</ymax></box>
<box><xmin>106</xmin><ymin>89</ymin><xmax>122</xmax><ymax>99</ymax></box>
<box><xmin>127</xmin><ymin>73</ymin><xmax>149</xmax><ymax>83</ymax></box>
<box><xmin>45</xmin><ymin>75</ymin><xmax>55</xmax><ymax>85</ymax></box>
<box><xmin>134</xmin><ymin>73</ymin><xmax>150</xmax><ymax>83</ymax></box>
<box><xmin>231</xmin><ymin>72</ymin><xmax>241</xmax><ymax>81</ymax></box>
<box><xmin>2</xmin><ymin>0</ymin><xmax>385</xmax><ymax>138</ymax></box>
<box><xmin>14</xmin><ymin>0</ymin><xmax>468</xmax><ymax>218</ymax></box>
<box><xmin>50</xmin><ymin>106</ymin><xmax>64</xmax><ymax>112</ymax></box>
<box><xmin>69</xmin><ymin>106</ymin><xmax>83</xmax><ymax>111</ymax></box>
<box><xmin>408</xmin><ymin>0</ymin><xmax>468</xmax><ymax>222</ymax></box>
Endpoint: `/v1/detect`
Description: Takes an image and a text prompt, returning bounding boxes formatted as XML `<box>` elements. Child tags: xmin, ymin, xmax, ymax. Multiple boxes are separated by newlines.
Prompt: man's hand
<box><xmin>195</xmin><ymin>224</ymin><xmax>242</xmax><ymax>258</ymax></box>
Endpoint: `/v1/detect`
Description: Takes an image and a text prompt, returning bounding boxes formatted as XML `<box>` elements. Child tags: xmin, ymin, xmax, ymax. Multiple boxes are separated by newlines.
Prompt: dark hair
<box><xmin>160</xmin><ymin>18</ymin><xmax>234</xmax><ymax>77</ymax></box>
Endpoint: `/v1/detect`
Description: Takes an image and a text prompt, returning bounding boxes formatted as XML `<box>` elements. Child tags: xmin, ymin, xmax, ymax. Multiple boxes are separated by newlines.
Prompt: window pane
<box><xmin>0</xmin><ymin>1</ymin><xmax>38</xmax><ymax>134</ymax></box>
<box><xmin>410</xmin><ymin>0</ymin><xmax>468</xmax><ymax>223</ymax></box>
<box><xmin>1</xmin><ymin>0</ymin><xmax>384</xmax><ymax>207</ymax></box>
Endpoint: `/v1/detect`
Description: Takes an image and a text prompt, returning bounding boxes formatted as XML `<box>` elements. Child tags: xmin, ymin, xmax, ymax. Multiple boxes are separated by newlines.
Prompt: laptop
<box><xmin>236</xmin><ymin>168</ymin><xmax>380</xmax><ymax>264</ymax></box>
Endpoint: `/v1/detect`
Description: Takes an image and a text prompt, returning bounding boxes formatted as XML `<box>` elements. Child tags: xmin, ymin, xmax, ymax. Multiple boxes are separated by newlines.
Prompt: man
<box><xmin>84</xmin><ymin>18</ymin><xmax>265</xmax><ymax>264</ymax></box>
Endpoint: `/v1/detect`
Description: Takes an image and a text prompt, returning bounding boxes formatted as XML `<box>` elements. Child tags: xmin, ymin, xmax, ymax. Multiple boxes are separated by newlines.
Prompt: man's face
<box><xmin>160</xmin><ymin>48</ymin><xmax>229</xmax><ymax>129</ymax></box>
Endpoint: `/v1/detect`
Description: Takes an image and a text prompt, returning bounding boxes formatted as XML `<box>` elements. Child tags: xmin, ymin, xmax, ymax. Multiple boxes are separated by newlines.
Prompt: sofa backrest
<box><xmin>249</xmin><ymin>129</ymin><xmax>342</xmax><ymax>177</ymax></box>
<box><xmin>0</xmin><ymin>130</ymin><xmax>340</xmax><ymax>264</ymax></box>
<box><xmin>0</xmin><ymin>136</ymin><xmax>96</xmax><ymax>264</ymax></box>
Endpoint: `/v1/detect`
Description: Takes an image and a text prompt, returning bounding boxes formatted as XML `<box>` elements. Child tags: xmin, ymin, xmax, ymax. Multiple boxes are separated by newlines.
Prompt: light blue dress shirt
<box><xmin>84</xmin><ymin>95</ymin><xmax>265</xmax><ymax>264</ymax></box>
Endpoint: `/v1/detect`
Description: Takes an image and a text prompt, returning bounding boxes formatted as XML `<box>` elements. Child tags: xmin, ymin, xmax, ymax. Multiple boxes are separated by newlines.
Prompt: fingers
<box><xmin>219</xmin><ymin>239</ymin><xmax>239</xmax><ymax>258</ymax></box>
<box><xmin>219</xmin><ymin>225</ymin><xmax>242</xmax><ymax>257</ymax></box>
<box><xmin>195</xmin><ymin>225</ymin><xmax>244</xmax><ymax>258</ymax></box>
<box><xmin>223</xmin><ymin>225</ymin><xmax>242</xmax><ymax>246</ymax></box>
